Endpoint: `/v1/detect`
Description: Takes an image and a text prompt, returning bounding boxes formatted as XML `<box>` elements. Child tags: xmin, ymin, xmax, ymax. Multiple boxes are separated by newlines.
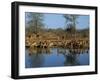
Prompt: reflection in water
<box><xmin>25</xmin><ymin>47</ymin><xmax>89</xmax><ymax>68</ymax></box>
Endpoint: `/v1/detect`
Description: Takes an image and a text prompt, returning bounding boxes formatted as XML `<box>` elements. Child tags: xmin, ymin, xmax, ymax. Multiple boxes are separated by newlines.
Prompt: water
<box><xmin>25</xmin><ymin>48</ymin><xmax>89</xmax><ymax>68</ymax></box>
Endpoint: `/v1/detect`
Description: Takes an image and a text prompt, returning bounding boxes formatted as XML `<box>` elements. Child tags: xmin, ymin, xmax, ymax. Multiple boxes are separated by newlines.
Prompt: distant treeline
<box><xmin>25</xmin><ymin>12</ymin><xmax>89</xmax><ymax>38</ymax></box>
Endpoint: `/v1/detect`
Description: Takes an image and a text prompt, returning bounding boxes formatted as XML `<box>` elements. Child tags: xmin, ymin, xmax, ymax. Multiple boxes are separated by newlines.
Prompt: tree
<box><xmin>65</xmin><ymin>24</ymin><xmax>76</xmax><ymax>33</ymax></box>
<box><xmin>63</xmin><ymin>14</ymin><xmax>79</xmax><ymax>38</ymax></box>
<box><xmin>26</xmin><ymin>12</ymin><xmax>44</xmax><ymax>34</ymax></box>
<box><xmin>63</xmin><ymin>14</ymin><xmax>79</xmax><ymax>30</ymax></box>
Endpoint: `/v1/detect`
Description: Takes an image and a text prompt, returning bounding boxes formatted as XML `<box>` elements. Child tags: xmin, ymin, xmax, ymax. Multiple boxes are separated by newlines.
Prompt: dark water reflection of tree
<box><xmin>57</xmin><ymin>48</ymin><xmax>89</xmax><ymax>66</ymax></box>
<box><xmin>26</xmin><ymin>47</ymin><xmax>89</xmax><ymax>68</ymax></box>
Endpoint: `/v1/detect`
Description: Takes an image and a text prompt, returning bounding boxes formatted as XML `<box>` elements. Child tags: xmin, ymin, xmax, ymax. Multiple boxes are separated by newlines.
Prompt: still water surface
<box><xmin>25</xmin><ymin>48</ymin><xmax>89</xmax><ymax>68</ymax></box>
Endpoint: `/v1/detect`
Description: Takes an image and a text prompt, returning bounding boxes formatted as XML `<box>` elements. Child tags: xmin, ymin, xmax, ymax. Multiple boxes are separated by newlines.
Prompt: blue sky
<box><xmin>26</xmin><ymin>12</ymin><xmax>89</xmax><ymax>29</ymax></box>
<box><xmin>43</xmin><ymin>13</ymin><xmax>89</xmax><ymax>29</ymax></box>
